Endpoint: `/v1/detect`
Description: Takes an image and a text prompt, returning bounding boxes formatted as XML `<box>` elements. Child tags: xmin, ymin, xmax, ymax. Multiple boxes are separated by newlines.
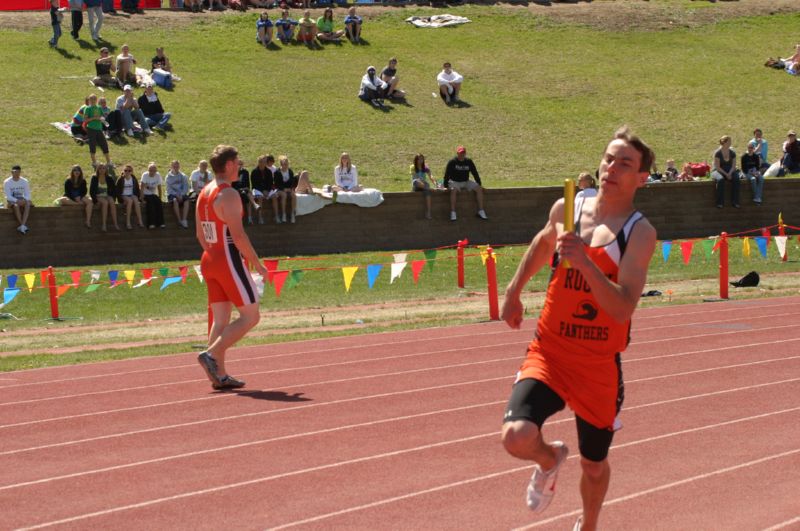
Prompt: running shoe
<box><xmin>213</xmin><ymin>374</ymin><xmax>246</xmax><ymax>390</ymax></box>
<box><xmin>572</xmin><ymin>516</ymin><xmax>583</xmax><ymax>531</ymax></box>
<box><xmin>197</xmin><ymin>352</ymin><xmax>221</xmax><ymax>387</ymax></box>
<box><xmin>526</xmin><ymin>440</ymin><xmax>568</xmax><ymax>513</ymax></box>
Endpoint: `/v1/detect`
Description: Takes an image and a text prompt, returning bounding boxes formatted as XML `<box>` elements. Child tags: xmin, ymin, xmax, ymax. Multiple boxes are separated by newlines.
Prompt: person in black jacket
<box><xmin>443</xmin><ymin>145</ymin><xmax>488</xmax><ymax>221</ymax></box>
<box><xmin>89</xmin><ymin>163</ymin><xmax>120</xmax><ymax>231</ymax></box>
<box><xmin>249</xmin><ymin>155</ymin><xmax>274</xmax><ymax>225</ymax></box>
<box><xmin>137</xmin><ymin>84</ymin><xmax>171</xmax><ymax>131</ymax></box>
<box><xmin>57</xmin><ymin>165</ymin><xmax>94</xmax><ymax>228</ymax></box>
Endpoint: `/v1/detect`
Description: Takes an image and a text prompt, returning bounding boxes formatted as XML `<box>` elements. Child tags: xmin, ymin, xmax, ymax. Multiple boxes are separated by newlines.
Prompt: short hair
<box><xmin>265</xmin><ymin>154</ymin><xmax>275</xmax><ymax>164</ymax></box>
<box><xmin>612</xmin><ymin>126</ymin><xmax>655</xmax><ymax>173</ymax></box>
<box><xmin>11</xmin><ymin>165</ymin><xmax>21</xmax><ymax>171</ymax></box>
<box><xmin>209</xmin><ymin>145</ymin><xmax>238</xmax><ymax>174</ymax></box>
<box><xmin>753</xmin><ymin>128</ymin><xmax>762</xmax><ymax>135</ymax></box>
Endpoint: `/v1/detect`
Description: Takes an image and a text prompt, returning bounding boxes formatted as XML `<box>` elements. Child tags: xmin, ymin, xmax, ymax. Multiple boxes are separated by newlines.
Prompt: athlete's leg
<box><xmin>206</xmin><ymin>301</ymin><xmax>260</xmax><ymax>377</ymax></box>
<box><xmin>502</xmin><ymin>378</ymin><xmax>565</xmax><ymax>467</ymax></box>
<box><xmin>578</xmin><ymin>457</ymin><xmax>610</xmax><ymax>531</ymax></box>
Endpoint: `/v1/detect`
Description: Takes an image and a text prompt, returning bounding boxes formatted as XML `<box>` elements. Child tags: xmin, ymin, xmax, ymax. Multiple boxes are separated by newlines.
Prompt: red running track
<box><xmin>1</xmin><ymin>296</ymin><xmax>799</xmax><ymax>530</ymax></box>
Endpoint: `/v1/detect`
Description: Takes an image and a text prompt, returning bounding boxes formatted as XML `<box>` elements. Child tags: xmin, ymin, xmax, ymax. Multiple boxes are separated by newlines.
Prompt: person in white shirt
<box><xmin>4</xmin><ymin>165</ymin><xmax>33</xmax><ymax>234</ymax></box>
<box><xmin>358</xmin><ymin>65</ymin><xmax>388</xmax><ymax>108</ymax></box>
<box><xmin>165</xmin><ymin>160</ymin><xmax>191</xmax><ymax>228</ymax></box>
<box><xmin>190</xmin><ymin>160</ymin><xmax>214</xmax><ymax>198</ymax></box>
<box><xmin>333</xmin><ymin>152</ymin><xmax>362</xmax><ymax>192</ymax></box>
<box><xmin>436</xmin><ymin>61</ymin><xmax>463</xmax><ymax>105</ymax></box>
<box><xmin>116</xmin><ymin>44</ymin><xmax>137</xmax><ymax>86</ymax></box>
<box><xmin>140</xmin><ymin>162</ymin><xmax>165</xmax><ymax>229</ymax></box>
<box><xmin>575</xmin><ymin>172</ymin><xmax>598</xmax><ymax>199</ymax></box>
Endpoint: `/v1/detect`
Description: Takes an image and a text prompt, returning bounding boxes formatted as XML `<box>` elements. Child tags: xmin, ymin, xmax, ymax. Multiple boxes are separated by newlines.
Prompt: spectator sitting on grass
<box><xmin>344</xmin><ymin>6</ymin><xmax>362</xmax><ymax>43</ymax></box>
<box><xmin>93</xmin><ymin>47</ymin><xmax>118</xmax><ymax>88</ymax></box>
<box><xmin>116</xmin><ymin>84</ymin><xmax>153</xmax><ymax>137</ymax></box>
<box><xmin>358</xmin><ymin>65</ymin><xmax>388</xmax><ymax>108</ymax></box>
<box><xmin>437</xmin><ymin>61</ymin><xmax>463</xmax><ymax>105</ymax></box>
<box><xmin>4</xmin><ymin>165</ymin><xmax>33</xmax><ymax>235</ymax></box>
<box><xmin>89</xmin><ymin>163</ymin><xmax>120</xmax><ymax>232</ymax></box>
<box><xmin>257</xmin><ymin>11</ymin><xmax>274</xmax><ymax>47</ymax></box>
<box><xmin>381</xmin><ymin>57</ymin><xmax>406</xmax><ymax>99</ymax></box>
<box><xmin>151</xmin><ymin>47</ymin><xmax>180</xmax><ymax>89</ymax></box>
<box><xmin>316</xmin><ymin>8</ymin><xmax>344</xmax><ymax>43</ymax></box>
<box><xmin>166</xmin><ymin>160</ymin><xmax>191</xmax><ymax>228</ymax></box>
<box><xmin>138</xmin><ymin>84</ymin><xmax>171</xmax><ymax>131</ymax></box>
<box><xmin>70</xmin><ymin>96</ymin><xmax>90</xmax><ymax>140</ymax></box>
<box><xmin>97</xmin><ymin>96</ymin><xmax>121</xmax><ymax>138</ymax></box>
<box><xmin>116</xmin><ymin>44</ymin><xmax>137</xmax><ymax>87</ymax></box>
<box><xmin>274</xmin><ymin>10</ymin><xmax>298</xmax><ymax>44</ymax></box>
<box><xmin>297</xmin><ymin>10</ymin><xmax>317</xmax><ymax>46</ymax></box>
<box><xmin>57</xmin><ymin>165</ymin><xmax>94</xmax><ymax>229</ymax></box>
<box><xmin>741</xmin><ymin>142</ymin><xmax>764</xmax><ymax>205</ymax></box>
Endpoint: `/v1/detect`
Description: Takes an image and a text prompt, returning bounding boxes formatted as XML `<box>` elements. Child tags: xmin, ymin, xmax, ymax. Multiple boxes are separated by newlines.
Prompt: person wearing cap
<box><xmin>138</xmin><ymin>84</ymin><xmax>171</xmax><ymax>131</ymax></box>
<box><xmin>780</xmin><ymin>130</ymin><xmax>800</xmax><ymax>175</ymax></box>
<box><xmin>358</xmin><ymin>65</ymin><xmax>389</xmax><ymax>108</ymax></box>
<box><xmin>443</xmin><ymin>146</ymin><xmax>487</xmax><ymax>221</ymax></box>
<box><xmin>92</xmin><ymin>47</ymin><xmax>118</xmax><ymax>89</ymax></box>
<box><xmin>4</xmin><ymin>165</ymin><xmax>33</xmax><ymax>234</ymax></box>
<box><xmin>436</xmin><ymin>62</ymin><xmax>463</xmax><ymax>105</ymax></box>
<box><xmin>115</xmin><ymin>84</ymin><xmax>152</xmax><ymax>137</ymax></box>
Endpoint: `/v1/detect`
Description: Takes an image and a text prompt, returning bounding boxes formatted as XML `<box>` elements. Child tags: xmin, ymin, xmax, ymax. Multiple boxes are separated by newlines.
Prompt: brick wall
<box><xmin>2</xmin><ymin>179</ymin><xmax>798</xmax><ymax>269</ymax></box>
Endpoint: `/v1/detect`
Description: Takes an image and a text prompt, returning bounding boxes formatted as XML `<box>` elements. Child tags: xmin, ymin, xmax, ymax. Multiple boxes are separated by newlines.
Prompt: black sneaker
<box><xmin>197</xmin><ymin>352</ymin><xmax>221</xmax><ymax>386</ymax></box>
<box><xmin>213</xmin><ymin>375</ymin><xmax>246</xmax><ymax>390</ymax></box>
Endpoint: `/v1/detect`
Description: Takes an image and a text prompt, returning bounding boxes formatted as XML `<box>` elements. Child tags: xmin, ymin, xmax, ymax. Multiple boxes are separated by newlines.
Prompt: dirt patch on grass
<box><xmin>1</xmin><ymin>0</ymin><xmax>799</xmax><ymax>32</ymax></box>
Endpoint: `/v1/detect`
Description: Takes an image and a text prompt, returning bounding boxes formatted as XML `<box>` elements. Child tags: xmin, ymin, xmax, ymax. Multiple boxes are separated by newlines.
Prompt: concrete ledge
<box><xmin>2</xmin><ymin>179</ymin><xmax>798</xmax><ymax>269</ymax></box>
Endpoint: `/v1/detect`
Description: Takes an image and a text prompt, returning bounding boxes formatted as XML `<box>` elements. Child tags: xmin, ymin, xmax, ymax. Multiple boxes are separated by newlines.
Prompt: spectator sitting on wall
<box><xmin>411</xmin><ymin>153</ymin><xmax>439</xmax><ymax>220</ymax></box>
<box><xmin>662</xmin><ymin>159</ymin><xmax>679</xmax><ymax>182</ymax></box>
<box><xmin>249</xmin><ymin>155</ymin><xmax>274</xmax><ymax>224</ymax></box>
<box><xmin>166</xmin><ymin>160</ymin><xmax>191</xmax><ymax>228</ymax></box>
<box><xmin>190</xmin><ymin>159</ymin><xmax>214</xmax><ymax>198</ymax></box>
<box><xmin>344</xmin><ymin>6</ymin><xmax>362</xmax><ymax>44</ymax></box>
<box><xmin>358</xmin><ymin>65</ymin><xmax>388</xmax><ymax>108</ymax></box>
<box><xmin>138</xmin><ymin>84</ymin><xmax>171</xmax><ymax>131</ymax></box>
<box><xmin>117</xmin><ymin>165</ymin><xmax>144</xmax><ymax>229</ymax></box>
<box><xmin>676</xmin><ymin>162</ymin><xmax>697</xmax><ymax>182</ymax></box>
<box><xmin>4</xmin><ymin>165</ymin><xmax>33</xmax><ymax>235</ymax></box>
<box><xmin>333</xmin><ymin>152</ymin><xmax>362</xmax><ymax>193</ymax></box>
<box><xmin>273</xmin><ymin>155</ymin><xmax>298</xmax><ymax>224</ymax></box>
<box><xmin>780</xmin><ymin>130</ymin><xmax>800</xmax><ymax>175</ymax></box>
<box><xmin>443</xmin><ymin>145</ymin><xmax>487</xmax><ymax>221</ymax></box>
<box><xmin>93</xmin><ymin>47</ymin><xmax>118</xmax><ymax>89</ymax></box>
<box><xmin>741</xmin><ymin>142</ymin><xmax>764</xmax><ymax>205</ymax></box>
<box><xmin>233</xmin><ymin>158</ymin><xmax>262</xmax><ymax>225</ymax></box>
<box><xmin>749</xmin><ymin>128</ymin><xmax>770</xmax><ymax>171</ymax></box>
<box><xmin>575</xmin><ymin>172</ymin><xmax>597</xmax><ymax>199</ymax></box>
<box><xmin>116</xmin><ymin>44</ymin><xmax>138</xmax><ymax>86</ymax></box>
<box><xmin>711</xmin><ymin>135</ymin><xmax>741</xmax><ymax>208</ymax></box>
<box><xmin>140</xmin><ymin>162</ymin><xmax>165</xmax><ymax>229</ymax></box>
<box><xmin>57</xmin><ymin>165</ymin><xmax>94</xmax><ymax>229</ymax></box>
<box><xmin>89</xmin><ymin>162</ymin><xmax>120</xmax><ymax>231</ymax></box>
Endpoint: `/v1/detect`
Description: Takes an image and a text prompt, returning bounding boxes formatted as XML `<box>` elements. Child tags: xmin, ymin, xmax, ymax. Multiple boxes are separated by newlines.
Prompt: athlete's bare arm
<box><xmin>195</xmin><ymin>197</ymin><xmax>210</xmax><ymax>252</ymax></box>
<box><xmin>558</xmin><ymin>218</ymin><xmax>656</xmax><ymax>323</ymax></box>
<box><xmin>215</xmin><ymin>188</ymin><xmax>268</xmax><ymax>276</ymax></box>
<box><xmin>501</xmin><ymin>199</ymin><xmax>564</xmax><ymax>329</ymax></box>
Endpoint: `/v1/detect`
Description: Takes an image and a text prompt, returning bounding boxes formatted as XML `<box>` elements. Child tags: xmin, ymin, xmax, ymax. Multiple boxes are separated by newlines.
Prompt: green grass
<box><xmin>0</xmin><ymin>6</ymin><xmax>799</xmax><ymax>206</ymax></box>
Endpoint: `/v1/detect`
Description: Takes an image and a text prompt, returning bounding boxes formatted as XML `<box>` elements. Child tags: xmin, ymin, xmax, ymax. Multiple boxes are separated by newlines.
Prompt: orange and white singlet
<box><xmin>197</xmin><ymin>182</ymin><xmax>258</xmax><ymax>307</ymax></box>
<box><xmin>517</xmin><ymin>201</ymin><xmax>644</xmax><ymax>429</ymax></box>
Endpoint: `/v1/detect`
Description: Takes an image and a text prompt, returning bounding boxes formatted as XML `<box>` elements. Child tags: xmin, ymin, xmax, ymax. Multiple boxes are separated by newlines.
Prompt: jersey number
<box><xmin>201</xmin><ymin>221</ymin><xmax>218</xmax><ymax>244</ymax></box>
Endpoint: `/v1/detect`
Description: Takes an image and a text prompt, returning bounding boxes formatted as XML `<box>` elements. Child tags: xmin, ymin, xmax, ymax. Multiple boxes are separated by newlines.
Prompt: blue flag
<box><xmin>108</xmin><ymin>270</ymin><xmax>119</xmax><ymax>285</ymax></box>
<box><xmin>367</xmin><ymin>264</ymin><xmax>383</xmax><ymax>289</ymax></box>
<box><xmin>7</xmin><ymin>274</ymin><xmax>17</xmax><ymax>289</ymax></box>
<box><xmin>755</xmin><ymin>237</ymin><xmax>768</xmax><ymax>258</ymax></box>
<box><xmin>3</xmin><ymin>288</ymin><xmax>21</xmax><ymax>306</ymax></box>
<box><xmin>661</xmin><ymin>241</ymin><xmax>672</xmax><ymax>263</ymax></box>
<box><xmin>160</xmin><ymin>276</ymin><xmax>182</xmax><ymax>291</ymax></box>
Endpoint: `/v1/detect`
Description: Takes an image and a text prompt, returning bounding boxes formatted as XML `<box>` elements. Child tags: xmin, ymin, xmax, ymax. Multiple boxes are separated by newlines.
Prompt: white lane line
<box><xmin>0</xmin><ymin>376</ymin><xmax>509</xmax><ymax>457</ymax></box>
<box><xmin>0</xmin><ymin>356</ymin><xmax>518</xmax><ymax>430</ymax></box>
<box><xmin>6</xmin><ymin>346</ymin><xmax>800</xmax><ymax>431</ymax></box>
<box><xmin>4</xmin><ymin>376</ymin><xmax>799</xmax><ymax>493</ymax></box>
<box><xmin>0</xmin><ymin>342</ymin><xmax>524</xmax><ymax>407</ymax></box>
<box><xmin>0</xmin><ymin>400</ymin><xmax>506</xmax><ymax>492</ymax></box>
<box><xmin>629</xmin><ymin>321</ymin><xmax>800</xmax><ymax>347</ymax></box>
<box><xmin>19</xmin><ymin>405</ymin><xmax>798</xmax><ymax>530</ymax></box>
<box><xmin>276</xmin><ymin>409</ymin><xmax>800</xmax><ymax>531</ymax></box>
<box><xmin>517</xmin><ymin>447</ymin><xmax>800</xmax><ymax>530</ymax></box>
<box><xmin>6</xmin><ymin>298</ymin><xmax>799</xmax><ymax>388</ymax></box>
<box><xmin>627</xmin><ymin>337</ymin><xmax>800</xmax><ymax>364</ymax></box>
<box><xmin>763</xmin><ymin>516</ymin><xmax>800</xmax><ymax>531</ymax></box>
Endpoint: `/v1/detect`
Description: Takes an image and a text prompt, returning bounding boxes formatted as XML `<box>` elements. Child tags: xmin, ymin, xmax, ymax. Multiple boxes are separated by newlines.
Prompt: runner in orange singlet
<box><xmin>500</xmin><ymin>127</ymin><xmax>657</xmax><ymax>531</ymax></box>
<box><xmin>196</xmin><ymin>145</ymin><xmax>268</xmax><ymax>391</ymax></box>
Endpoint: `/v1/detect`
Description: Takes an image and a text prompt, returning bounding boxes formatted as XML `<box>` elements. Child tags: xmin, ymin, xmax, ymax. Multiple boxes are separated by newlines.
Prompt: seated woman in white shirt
<box><xmin>332</xmin><ymin>152</ymin><xmax>362</xmax><ymax>192</ymax></box>
<box><xmin>436</xmin><ymin>61</ymin><xmax>463</xmax><ymax>104</ymax></box>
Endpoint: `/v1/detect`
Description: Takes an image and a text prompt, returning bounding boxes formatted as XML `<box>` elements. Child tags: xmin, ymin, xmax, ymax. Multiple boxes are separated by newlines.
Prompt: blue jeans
<box><xmin>782</xmin><ymin>152</ymin><xmax>800</xmax><ymax>174</ymax></box>
<box><xmin>50</xmin><ymin>23</ymin><xmax>61</xmax><ymax>45</ymax></box>
<box><xmin>747</xmin><ymin>171</ymin><xmax>764</xmax><ymax>203</ymax></box>
<box><xmin>145</xmin><ymin>112</ymin><xmax>171</xmax><ymax>129</ymax></box>
<box><xmin>712</xmin><ymin>170</ymin><xmax>740</xmax><ymax>207</ymax></box>
<box><xmin>120</xmin><ymin>108</ymin><xmax>149</xmax><ymax>132</ymax></box>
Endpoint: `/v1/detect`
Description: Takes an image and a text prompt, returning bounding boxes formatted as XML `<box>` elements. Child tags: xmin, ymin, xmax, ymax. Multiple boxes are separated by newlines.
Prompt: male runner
<box><xmin>500</xmin><ymin>127</ymin><xmax>657</xmax><ymax>531</ymax></box>
<box><xmin>196</xmin><ymin>144</ymin><xmax>268</xmax><ymax>390</ymax></box>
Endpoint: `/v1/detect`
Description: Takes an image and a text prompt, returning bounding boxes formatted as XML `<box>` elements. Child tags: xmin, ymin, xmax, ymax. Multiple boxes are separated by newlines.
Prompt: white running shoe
<box><xmin>450</xmin><ymin>211</ymin><xmax>457</xmax><ymax>221</ymax></box>
<box><xmin>572</xmin><ymin>516</ymin><xmax>583</xmax><ymax>531</ymax></box>
<box><xmin>477</xmin><ymin>209</ymin><xmax>488</xmax><ymax>220</ymax></box>
<box><xmin>526</xmin><ymin>441</ymin><xmax>568</xmax><ymax>513</ymax></box>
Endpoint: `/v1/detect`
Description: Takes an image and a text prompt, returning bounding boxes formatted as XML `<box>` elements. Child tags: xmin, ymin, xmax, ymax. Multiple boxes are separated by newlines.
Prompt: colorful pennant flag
<box><xmin>193</xmin><ymin>265</ymin><xmax>203</xmax><ymax>283</ymax></box>
<box><xmin>342</xmin><ymin>266</ymin><xmax>358</xmax><ymax>292</ymax></box>
<box><xmin>3</xmin><ymin>288</ymin><xmax>21</xmax><ymax>306</ymax></box>
<box><xmin>70</xmin><ymin>270</ymin><xmax>81</xmax><ymax>286</ymax></box>
<box><xmin>775</xmin><ymin>236</ymin><xmax>788</xmax><ymax>260</ymax></box>
<box><xmin>263</xmin><ymin>259</ymin><xmax>279</xmax><ymax>284</ymax></box>
<box><xmin>108</xmin><ymin>270</ymin><xmax>119</xmax><ymax>286</ymax></box>
<box><xmin>286</xmin><ymin>270</ymin><xmax>303</xmax><ymax>289</ymax></box>
<box><xmin>679</xmin><ymin>241</ymin><xmax>694</xmax><ymax>265</ymax></box>
<box><xmin>40</xmin><ymin>270</ymin><xmax>49</xmax><ymax>287</ymax></box>
<box><xmin>411</xmin><ymin>260</ymin><xmax>426</xmax><ymax>284</ymax></box>
<box><xmin>742</xmin><ymin>237</ymin><xmax>751</xmax><ymax>258</ymax></box>
<box><xmin>366</xmin><ymin>264</ymin><xmax>382</xmax><ymax>289</ymax></box>
<box><xmin>124</xmin><ymin>270</ymin><xmax>136</xmax><ymax>286</ymax></box>
<box><xmin>661</xmin><ymin>241</ymin><xmax>672</xmax><ymax>263</ymax></box>
<box><xmin>273</xmin><ymin>270</ymin><xmax>289</xmax><ymax>297</ymax></box>
<box><xmin>57</xmin><ymin>285</ymin><xmax>70</xmax><ymax>297</ymax></box>
<box><xmin>24</xmin><ymin>273</ymin><xmax>35</xmax><ymax>293</ymax></box>
<box><xmin>85</xmin><ymin>283</ymin><xmax>100</xmax><ymax>293</ymax></box>
<box><xmin>90</xmin><ymin>270</ymin><xmax>101</xmax><ymax>283</ymax></box>
<box><xmin>179</xmin><ymin>265</ymin><xmax>188</xmax><ymax>283</ymax></box>
<box><xmin>393</xmin><ymin>253</ymin><xmax>407</xmax><ymax>264</ymax></box>
<box><xmin>390</xmin><ymin>262</ymin><xmax>406</xmax><ymax>284</ymax></box>
<box><xmin>755</xmin><ymin>237</ymin><xmax>768</xmax><ymax>258</ymax></box>
<box><xmin>7</xmin><ymin>274</ymin><xmax>17</xmax><ymax>289</ymax></box>
<box><xmin>160</xmin><ymin>276</ymin><xmax>182</xmax><ymax>290</ymax></box>
<box><xmin>701</xmin><ymin>239</ymin><xmax>714</xmax><ymax>258</ymax></box>
<box><xmin>423</xmin><ymin>249</ymin><xmax>437</xmax><ymax>271</ymax></box>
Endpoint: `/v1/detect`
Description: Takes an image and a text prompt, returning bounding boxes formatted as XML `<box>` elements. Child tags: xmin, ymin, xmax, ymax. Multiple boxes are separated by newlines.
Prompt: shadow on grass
<box><xmin>54</xmin><ymin>46</ymin><xmax>81</xmax><ymax>60</ymax></box>
<box><xmin>225</xmin><ymin>389</ymin><xmax>312</xmax><ymax>402</ymax></box>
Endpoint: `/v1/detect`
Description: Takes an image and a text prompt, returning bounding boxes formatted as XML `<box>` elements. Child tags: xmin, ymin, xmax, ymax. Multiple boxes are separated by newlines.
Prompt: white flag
<box><xmin>132</xmin><ymin>279</ymin><xmax>151</xmax><ymax>289</ymax></box>
<box><xmin>774</xmin><ymin>236</ymin><xmax>788</xmax><ymax>259</ymax></box>
<box><xmin>393</xmin><ymin>253</ymin><xmax>407</xmax><ymax>264</ymax></box>
<box><xmin>90</xmin><ymin>270</ymin><xmax>101</xmax><ymax>283</ymax></box>
<box><xmin>193</xmin><ymin>264</ymin><xmax>204</xmax><ymax>283</ymax></box>
<box><xmin>390</xmin><ymin>262</ymin><xmax>407</xmax><ymax>283</ymax></box>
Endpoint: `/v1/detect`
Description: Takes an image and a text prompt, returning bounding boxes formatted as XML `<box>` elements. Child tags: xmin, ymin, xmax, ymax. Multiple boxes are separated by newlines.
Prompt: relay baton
<box><xmin>562</xmin><ymin>178</ymin><xmax>575</xmax><ymax>268</ymax></box>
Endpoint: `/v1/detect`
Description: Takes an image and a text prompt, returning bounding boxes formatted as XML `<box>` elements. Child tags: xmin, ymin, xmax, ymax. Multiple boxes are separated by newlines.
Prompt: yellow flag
<box><xmin>124</xmin><ymin>270</ymin><xmax>136</xmax><ymax>286</ymax></box>
<box><xmin>742</xmin><ymin>237</ymin><xmax>751</xmax><ymax>258</ymax></box>
<box><xmin>342</xmin><ymin>266</ymin><xmax>358</xmax><ymax>292</ymax></box>
<box><xmin>479</xmin><ymin>246</ymin><xmax>489</xmax><ymax>265</ymax></box>
<box><xmin>24</xmin><ymin>273</ymin><xmax>36</xmax><ymax>292</ymax></box>
<box><xmin>778</xmin><ymin>212</ymin><xmax>783</xmax><ymax>226</ymax></box>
